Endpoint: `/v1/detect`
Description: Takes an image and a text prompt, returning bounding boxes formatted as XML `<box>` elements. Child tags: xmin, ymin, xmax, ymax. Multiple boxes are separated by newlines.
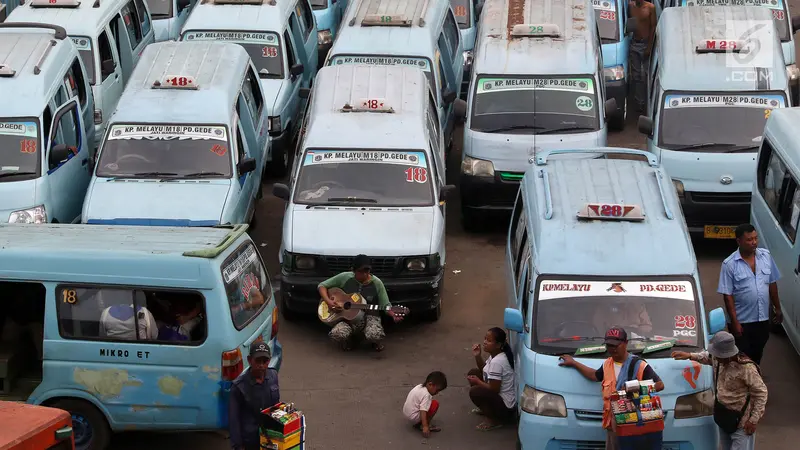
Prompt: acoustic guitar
<box><xmin>317</xmin><ymin>287</ymin><xmax>410</xmax><ymax>326</ymax></box>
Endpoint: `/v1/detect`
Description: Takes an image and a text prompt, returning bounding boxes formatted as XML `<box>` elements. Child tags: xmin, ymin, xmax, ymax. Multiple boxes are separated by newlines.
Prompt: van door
<box><xmin>281</xmin><ymin>30</ymin><xmax>302</xmax><ymax>139</ymax></box>
<box><xmin>510</xmin><ymin>253</ymin><xmax>532</xmax><ymax>354</ymax></box>
<box><xmin>293</xmin><ymin>0</ymin><xmax>319</xmax><ymax>74</ymax></box>
<box><xmin>97</xmin><ymin>28</ymin><xmax>124</xmax><ymax>135</ymax></box>
<box><xmin>237</xmin><ymin>95</ymin><xmax>262</xmax><ymax>175</ymax></box>
<box><xmin>109</xmin><ymin>14</ymin><xmax>135</xmax><ymax>83</ymax></box>
<box><xmin>233</xmin><ymin>122</ymin><xmax>257</xmax><ymax>223</ymax></box>
<box><xmin>63</xmin><ymin>57</ymin><xmax>95</xmax><ymax>154</ymax></box>
<box><xmin>45</xmin><ymin>98</ymin><xmax>89</xmax><ymax>223</ymax></box>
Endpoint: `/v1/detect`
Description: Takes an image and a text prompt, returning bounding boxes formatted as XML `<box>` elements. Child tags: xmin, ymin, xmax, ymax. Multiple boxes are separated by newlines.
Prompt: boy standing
<box><xmin>403</xmin><ymin>372</ymin><xmax>448</xmax><ymax>437</ymax></box>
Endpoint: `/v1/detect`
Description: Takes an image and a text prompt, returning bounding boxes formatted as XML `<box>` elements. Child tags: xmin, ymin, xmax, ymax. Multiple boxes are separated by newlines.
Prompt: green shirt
<box><xmin>318</xmin><ymin>272</ymin><xmax>391</xmax><ymax>308</ymax></box>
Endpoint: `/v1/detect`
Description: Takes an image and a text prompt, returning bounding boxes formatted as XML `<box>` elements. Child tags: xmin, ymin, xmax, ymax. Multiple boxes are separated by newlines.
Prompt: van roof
<box><xmin>0</xmin><ymin>25</ymin><xmax>76</xmax><ymax>117</ymax></box>
<box><xmin>7</xmin><ymin>0</ymin><xmax>133</xmax><ymax>37</ymax></box>
<box><xmin>474</xmin><ymin>0</ymin><xmax>598</xmax><ymax>75</ymax></box>
<box><xmin>109</xmin><ymin>41</ymin><xmax>251</xmax><ymax>126</ymax></box>
<box><xmin>330</xmin><ymin>0</ymin><xmax>447</xmax><ymax>60</ymax></box>
<box><xmin>764</xmin><ymin>107</ymin><xmax>800</xmax><ymax>161</ymax></box>
<box><xmin>525</xmin><ymin>150</ymin><xmax>696</xmax><ymax>276</ymax></box>
<box><xmin>182</xmin><ymin>0</ymin><xmax>294</xmax><ymax>35</ymax></box>
<box><xmin>303</xmin><ymin>65</ymin><xmax>430</xmax><ymax>150</ymax></box>
<box><xmin>658</xmin><ymin>6</ymin><xmax>787</xmax><ymax>92</ymax></box>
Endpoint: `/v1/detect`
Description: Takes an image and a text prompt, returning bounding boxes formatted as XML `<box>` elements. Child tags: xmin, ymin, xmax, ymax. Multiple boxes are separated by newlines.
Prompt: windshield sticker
<box><xmin>404</xmin><ymin>167</ymin><xmax>428</xmax><ymax>183</ymax></box>
<box><xmin>330</xmin><ymin>56</ymin><xmax>431</xmax><ymax>72</ymax></box>
<box><xmin>477</xmin><ymin>78</ymin><xmax>595</xmax><ymax>94</ymax></box>
<box><xmin>538</xmin><ymin>280</ymin><xmax>695</xmax><ymax>301</ymax></box>
<box><xmin>183</xmin><ymin>31</ymin><xmax>278</xmax><ymax>45</ymax></box>
<box><xmin>0</xmin><ymin>121</ymin><xmax>37</xmax><ymax>138</ymax></box>
<box><xmin>682</xmin><ymin>0</ymin><xmax>784</xmax><ymax>9</ymax></box>
<box><xmin>262</xmin><ymin>46</ymin><xmax>279</xmax><ymax>58</ymax></box>
<box><xmin>303</xmin><ymin>150</ymin><xmax>427</xmax><ymax>167</ymax></box>
<box><xmin>70</xmin><ymin>37</ymin><xmax>92</xmax><ymax>51</ymax></box>
<box><xmin>576</xmin><ymin>96</ymin><xmax>594</xmax><ymax>111</ymax></box>
<box><xmin>683</xmin><ymin>361</ymin><xmax>702</xmax><ymax>389</ymax></box>
<box><xmin>20</xmin><ymin>139</ymin><xmax>36</xmax><ymax>154</ymax></box>
<box><xmin>574</xmin><ymin>345</ymin><xmax>607</xmax><ymax>356</ymax></box>
<box><xmin>674</xmin><ymin>315</ymin><xmax>697</xmax><ymax>329</ymax></box>
<box><xmin>210</xmin><ymin>144</ymin><xmax>227</xmax><ymax>156</ymax></box>
<box><xmin>222</xmin><ymin>243</ymin><xmax>259</xmax><ymax>284</ymax></box>
<box><xmin>108</xmin><ymin>125</ymin><xmax>227</xmax><ymax>141</ymax></box>
<box><xmin>592</xmin><ymin>0</ymin><xmax>616</xmax><ymax>9</ymax></box>
<box><xmin>664</xmin><ymin>94</ymin><xmax>785</xmax><ymax>109</ymax></box>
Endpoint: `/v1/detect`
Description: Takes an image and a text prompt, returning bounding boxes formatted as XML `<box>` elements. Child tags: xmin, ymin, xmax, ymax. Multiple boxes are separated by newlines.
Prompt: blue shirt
<box><xmin>228</xmin><ymin>368</ymin><xmax>280</xmax><ymax>449</ymax></box>
<box><xmin>717</xmin><ymin>248</ymin><xmax>780</xmax><ymax>323</ymax></box>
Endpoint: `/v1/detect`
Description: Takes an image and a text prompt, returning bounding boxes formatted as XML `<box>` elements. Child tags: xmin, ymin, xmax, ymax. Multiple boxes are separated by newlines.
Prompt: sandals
<box><xmin>476</xmin><ymin>422</ymin><xmax>502</xmax><ymax>431</ymax></box>
<box><xmin>469</xmin><ymin>408</ymin><xmax>485</xmax><ymax>416</ymax></box>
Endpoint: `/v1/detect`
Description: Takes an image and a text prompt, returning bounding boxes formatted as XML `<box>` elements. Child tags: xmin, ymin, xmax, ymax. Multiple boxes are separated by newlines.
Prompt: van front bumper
<box><xmin>460</xmin><ymin>173</ymin><xmax>521</xmax><ymax>211</ymax></box>
<box><xmin>679</xmin><ymin>191</ymin><xmax>750</xmax><ymax>233</ymax></box>
<box><xmin>605</xmin><ymin>78</ymin><xmax>626</xmax><ymax>116</ymax></box>
<box><xmin>517</xmin><ymin>410</ymin><xmax>717</xmax><ymax>450</ymax></box>
<box><xmin>280</xmin><ymin>270</ymin><xmax>444</xmax><ymax>314</ymax></box>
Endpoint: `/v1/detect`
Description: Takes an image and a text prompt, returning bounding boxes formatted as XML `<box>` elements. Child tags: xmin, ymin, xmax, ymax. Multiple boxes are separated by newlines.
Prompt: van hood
<box><xmin>289</xmin><ymin>207</ymin><xmax>434</xmax><ymax>255</ymax></box>
<box><xmin>84</xmin><ymin>179</ymin><xmax>231</xmax><ymax>225</ymax></box>
<box><xmin>260</xmin><ymin>79</ymin><xmax>288</xmax><ymax>117</ymax></box>
<box><xmin>660</xmin><ymin>150</ymin><xmax>756</xmax><ymax>194</ymax></box>
<box><xmin>533</xmin><ymin>353</ymin><xmax>711</xmax><ymax>411</ymax></box>
<box><xmin>0</xmin><ymin>178</ymin><xmax>38</xmax><ymax>222</ymax></box>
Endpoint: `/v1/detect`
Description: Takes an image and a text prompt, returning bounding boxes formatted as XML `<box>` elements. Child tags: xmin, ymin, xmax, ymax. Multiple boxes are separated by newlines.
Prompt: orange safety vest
<box><xmin>601</xmin><ymin>357</ymin><xmax>647</xmax><ymax>429</ymax></box>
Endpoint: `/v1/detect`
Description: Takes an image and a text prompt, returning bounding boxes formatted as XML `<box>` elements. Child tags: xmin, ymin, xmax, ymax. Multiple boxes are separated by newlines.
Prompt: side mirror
<box><xmin>792</xmin><ymin>15</ymin><xmax>800</xmax><ymax>34</ymax></box>
<box><xmin>438</xmin><ymin>184</ymin><xmax>456</xmax><ymax>201</ymax></box>
<box><xmin>708</xmin><ymin>308</ymin><xmax>726</xmax><ymax>335</ymax></box>
<box><xmin>273</xmin><ymin>183</ymin><xmax>290</xmax><ymax>201</ymax></box>
<box><xmin>625</xmin><ymin>17</ymin><xmax>637</xmax><ymax>35</ymax></box>
<box><xmin>504</xmin><ymin>308</ymin><xmax>524</xmax><ymax>333</ymax></box>
<box><xmin>637</xmin><ymin>115</ymin><xmax>653</xmax><ymax>137</ymax></box>
<box><xmin>604</xmin><ymin>98</ymin><xmax>617</xmax><ymax>118</ymax></box>
<box><xmin>299</xmin><ymin>87</ymin><xmax>310</xmax><ymax>99</ymax></box>
<box><xmin>101</xmin><ymin>59</ymin><xmax>115</xmax><ymax>77</ymax></box>
<box><xmin>442</xmin><ymin>89</ymin><xmax>457</xmax><ymax>105</ymax></box>
<box><xmin>454</xmin><ymin>98</ymin><xmax>467</xmax><ymax>122</ymax></box>
<box><xmin>177</xmin><ymin>0</ymin><xmax>190</xmax><ymax>10</ymax></box>
<box><xmin>49</xmin><ymin>144</ymin><xmax>72</xmax><ymax>168</ymax></box>
<box><xmin>290</xmin><ymin>63</ymin><xmax>304</xmax><ymax>77</ymax></box>
<box><xmin>237</xmin><ymin>157</ymin><xmax>256</xmax><ymax>175</ymax></box>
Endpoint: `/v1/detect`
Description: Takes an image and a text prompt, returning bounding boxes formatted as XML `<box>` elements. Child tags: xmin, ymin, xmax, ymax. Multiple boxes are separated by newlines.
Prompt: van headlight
<box><xmin>604</xmin><ymin>65</ymin><xmax>625</xmax><ymax>81</ymax></box>
<box><xmin>9</xmin><ymin>205</ymin><xmax>47</xmax><ymax>224</ymax></box>
<box><xmin>405</xmin><ymin>258</ymin><xmax>426</xmax><ymax>271</ymax></box>
<box><xmin>673</xmin><ymin>179</ymin><xmax>685</xmax><ymax>197</ymax></box>
<box><xmin>295</xmin><ymin>255</ymin><xmax>316</xmax><ymax>270</ymax></box>
<box><xmin>461</xmin><ymin>156</ymin><xmax>495</xmax><ymax>177</ymax></box>
<box><xmin>520</xmin><ymin>385</ymin><xmax>567</xmax><ymax>417</ymax></box>
<box><xmin>674</xmin><ymin>389</ymin><xmax>713</xmax><ymax>419</ymax></box>
<box><xmin>318</xmin><ymin>29</ymin><xmax>332</xmax><ymax>46</ymax></box>
<box><xmin>786</xmin><ymin>64</ymin><xmax>800</xmax><ymax>81</ymax></box>
<box><xmin>463</xmin><ymin>50</ymin><xmax>473</xmax><ymax>68</ymax></box>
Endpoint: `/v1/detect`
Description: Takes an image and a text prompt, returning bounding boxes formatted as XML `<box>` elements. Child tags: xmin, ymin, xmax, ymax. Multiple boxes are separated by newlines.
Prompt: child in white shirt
<box><xmin>402</xmin><ymin>371</ymin><xmax>447</xmax><ymax>437</ymax></box>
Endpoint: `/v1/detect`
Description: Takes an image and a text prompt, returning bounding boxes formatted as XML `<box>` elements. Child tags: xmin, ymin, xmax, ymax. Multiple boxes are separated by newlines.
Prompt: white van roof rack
<box><xmin>349</xmin><ymin>0</ymin><xmax>429</xmax><ymax>27</ymax></box>
<box><xmin>0</xmin><ymin>22</ymin><xmax>68</xmax><ymax>39</ymax></box>
<box><xmin>0</xmin><ymin>64</ymin><xmax>16</xmax><ymax>78</ymax></box>
<box><xmin>33</xmin><ymin>39</ymin><xmax>57</xmax><ymax>75</ymax></box>
<box><xmin>29</xmin><ymin>0</ymin><xmax>81</xmax><ymax>8</ymax></box>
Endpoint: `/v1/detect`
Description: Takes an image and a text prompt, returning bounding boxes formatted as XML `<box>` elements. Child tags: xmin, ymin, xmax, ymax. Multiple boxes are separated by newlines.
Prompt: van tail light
<box><xmin>221</xmin><ymin>348</ymin><xmax>243</xmax><ymax>381</ymax></box>
<box><xmin>271</xmin><ymin>307</ymin><xmax>279</xmax><ymax>339</ymax></box>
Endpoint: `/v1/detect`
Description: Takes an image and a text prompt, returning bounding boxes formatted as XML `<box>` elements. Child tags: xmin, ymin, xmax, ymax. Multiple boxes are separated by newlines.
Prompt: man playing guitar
<box><xmin>318</xmin><ymin>255</ymin><xmax>403</xmax><ymax>352</ymax></box>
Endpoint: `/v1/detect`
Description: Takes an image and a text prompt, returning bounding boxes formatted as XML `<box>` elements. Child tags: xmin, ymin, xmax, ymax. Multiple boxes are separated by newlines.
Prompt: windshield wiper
<box><xmin>722</xmin><ymin>145</ymin><xmax>759</xmax><ymax>153</ymax></box>
<box><xmin>130</xmin><ymin>171</ymin><xmax>179</xmax><ymax>179</ymax></box>
<box><xmin>479</xmin><ymin>125</ymin><xmax>544</xmax><ymax>133</ymax></box>
<box><xmin>0</xmin><ymin>171</ymin><xmax>36</xmax><ymax>179</ymax></box>
<box><xmin>541</xmin><ymin>336</ymin><xmax>606</xmax><ymax>343</ymax></box>
<box><xmin>671</xmin><ymin>142</ymin><xmax>745</xmax><ymax>152</ymax></box>
<box><xmin>327</xmin><ymin>197</ymin><xmax>378</xmax><ymax>203</ymax></box>
<box><xmin>536</xmin><ymin>126</ymin><xmax>597</xmax><ymax>134</ymax></box>
<box><xmin>180</xmin><ymin>171</ymin><xmax>227</xmax><ymax>178</ymax></box>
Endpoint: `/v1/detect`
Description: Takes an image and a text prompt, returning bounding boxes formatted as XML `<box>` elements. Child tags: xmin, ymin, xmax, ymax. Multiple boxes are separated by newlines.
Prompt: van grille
<box><xmin>323</xmin><ymin>256</ymin><xmax>398</xmax><ymax>277</ymax></box>
<box><xmin>689</xmin><ymin>191</ymin><xmax>751</xmax><ymax>203</ymax></box>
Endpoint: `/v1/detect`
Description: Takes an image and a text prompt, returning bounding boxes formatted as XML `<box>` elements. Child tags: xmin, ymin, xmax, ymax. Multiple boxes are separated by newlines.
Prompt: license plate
<box><xmin>704</xmin><ymin>225</ymin><xmax>736</xmax><ymax>239</ymax></box>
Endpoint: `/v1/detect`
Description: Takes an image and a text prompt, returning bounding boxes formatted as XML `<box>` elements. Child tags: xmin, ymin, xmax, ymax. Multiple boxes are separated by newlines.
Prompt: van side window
<box><xmin>52</xmin><ymin>104</ymin><xmax>79</xmax><ymax>151</ymax></box>
<box><xmin>436</xmin><ymin>57</ymin><xmax>446</xmax><ymax>93</ymax></box>
<box><xmin>43</xmin><ymin>106</ymin><xmax>52</xmax><ymax>141</ymax></box>
<box><xmin>241</xmin><ymin>68</ymin><xmax>263</xmax><ymax>119</ymax></box>
<box><xmin>757</xmin><ymin>140</ymin><xmax>800</xmax><ymax>242</ymax></box>
<box><xmin>236</xmin><ymin>124</ymin><xmax>247</xmax><ymax>159</ymax></box>
<box><xmin>284</xmin><ymin>31</ymin><xmax>298</xmax><ymax>70</ymax></box>
<box><xmin>56</xmin><ymin>286</ymin><xmax>207</xmax><ymax>344</ymax></box>
<box><xmin>133</xmin><ymin>0</ymin><xmax>152</xmax><ymax>36</ymax></box>
<box><xmin>509</xmin><ymin>193</ymin><xmax>527</xmax><ymax>275</ymax></box>
<box><xmin>98</xmin><ymin>31</ymin><xmax>116</xmax><ymax>82</ymax></box>
<box><xmin>518</xmin><ymin>244</ymin><xmax>532</xmax><ymax>317</ymax></box>
<box><xmin>427</xmin><ymin>96</ymin><xmax>440</xmax><ymax>140</ymax></box>
<box><xmin>295</xmin><ymin>0</ymin><xmax>314</xmax><ymax>40</ymax></box>
<box><xmin>442</xmin><ymin>10</ymin><xmax>461</xmax><ymax>57</ymax></box>
<box><xmin>121</xmin><ymin>1</ymin><xmax>143</xmax><ymax>49</ymax></box>
<box><xmin>109</xmin><ymin>19</ymin><xmax>123</xmax><ymax>57</ymax></box>
<box><xmin>221</xmin><ymin>241</ymin><xmax>272</xmax><ymax>330</ymax></box>
<box><xmin>66</xmin><ymin>58</ymin><xmax>88</xmax><ymax>107</ymax></box>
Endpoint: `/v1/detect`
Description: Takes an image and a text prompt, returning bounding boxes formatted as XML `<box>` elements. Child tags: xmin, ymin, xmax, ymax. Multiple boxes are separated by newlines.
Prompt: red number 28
<box><xmin>600</xmin><ymin>204</ymin><xmax>622</xmax><ymax>217</ymax></box>
<box><xmin>674</xmin><ymin>315</ymin><xmax>696</xmax><ymax>329</ymax></box>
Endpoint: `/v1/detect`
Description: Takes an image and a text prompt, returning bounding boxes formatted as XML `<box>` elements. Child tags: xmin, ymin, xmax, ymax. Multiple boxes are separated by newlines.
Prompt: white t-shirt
<box><xmin>483</xmin><ymin>353</ymin><xmax>516</xmax><ymax>408</ymax></box>
<box><xmin>402</xmin><ymin>384</ymin><xmax>433</xmax><ymax>423</ymax></box>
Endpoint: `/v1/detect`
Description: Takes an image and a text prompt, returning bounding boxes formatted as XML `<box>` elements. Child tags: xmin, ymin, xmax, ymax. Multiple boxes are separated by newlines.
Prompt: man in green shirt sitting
<box><xmin>318</xmin><ymin>254</ymin><xmax>403</xmax><ymax>352</ymax></box>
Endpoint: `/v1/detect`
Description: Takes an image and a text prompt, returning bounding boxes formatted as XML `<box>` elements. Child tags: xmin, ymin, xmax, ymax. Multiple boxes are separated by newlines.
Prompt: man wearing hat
<box><xmin>673</xmin><ymin>331</ymin><xmax>768</xmax><ymax>450</ymax></box>
<box><xmin>228</xmin><ymin>342</ymin><xmax>280</xmax><ymax>450</ymax></box>
<box><xmin>559</xmin><ymin>327</ymin><xmax>665</xmax><ymax>450</ymax></box>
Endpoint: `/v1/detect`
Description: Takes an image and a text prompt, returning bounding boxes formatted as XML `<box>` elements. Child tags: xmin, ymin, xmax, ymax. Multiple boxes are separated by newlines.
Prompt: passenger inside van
<box><xmin>99</xmin><ymin>304</ymin><xmax>159</xmax><ymax>340</ymax></box>
<box><xmin>149</xmin><ymin>293</ymin><xmax>205</xmax><ymax>342</ymax></box>
<box><xmin>592</xmin><ymin>301</ymin><xmax>653</xmax><ymax>336</ymax></box>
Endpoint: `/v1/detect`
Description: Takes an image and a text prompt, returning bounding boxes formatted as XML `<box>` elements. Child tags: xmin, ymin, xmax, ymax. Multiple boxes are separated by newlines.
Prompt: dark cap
<box><xmin>604</xmin><ymin>327</ymin><xmax>628</xmax><ymax>345</ymax></box>
<box><xmin>250</xmin><ymin>342</ymin><xmax>271</xmax><ymax>358</ymax></box>
<box><xmin>352</xmin><ymin>254</ymin><xmax>371</xmax><ymax>271</ymax></box>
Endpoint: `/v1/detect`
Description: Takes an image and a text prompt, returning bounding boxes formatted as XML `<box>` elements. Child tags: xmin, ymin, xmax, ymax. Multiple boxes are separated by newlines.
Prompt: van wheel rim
<box><xmin>71</xmin><ymin>413</ymin><xmax>93</xmax><ymax>448</ymax></box>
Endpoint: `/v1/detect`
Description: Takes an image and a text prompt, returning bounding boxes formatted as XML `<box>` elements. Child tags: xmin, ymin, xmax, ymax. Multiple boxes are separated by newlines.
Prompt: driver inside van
<box><xmin>592</xmin><ymin>301</ymin><xmax>653</xmax><ymax>337</ymax></box>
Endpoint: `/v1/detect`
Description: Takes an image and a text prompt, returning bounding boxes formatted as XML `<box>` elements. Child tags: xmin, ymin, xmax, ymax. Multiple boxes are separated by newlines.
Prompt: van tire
<box><xmin>422</xmin><ymin>281</ymin><xmax>442</xmax><ymax>322</ymax></box>
<box><xmin>280</xmin><ymin>291</ymin><xmax>302</xmax><ymax>322</ymax></box>
<box><xmin>51</xmin><ymin>398</ymin><xmax>111</xmax><ymax>450</ymax></box>
<box><xmin>608</xmin><ymin>100</ymin><xmax>626</xmax><ymax>131</ymax></box>
<box><xmin>268</xmin><ymin>145</ymin><xmax>289</xmax><ymax>177</ymax></box>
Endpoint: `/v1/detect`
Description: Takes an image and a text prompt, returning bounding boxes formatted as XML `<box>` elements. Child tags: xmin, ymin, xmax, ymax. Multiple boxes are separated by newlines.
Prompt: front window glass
<box><xmin>534</xmin><ymin>279</ymin><xmax>702</xmax><ymax>356</ymax></box>
<box><xmin>182</xmin><ymin>30</ymin><xmax>284</xmax><ymax>78</ymax></box>
<box><xmin>221</xmin><ymin>242</ymin><xmax>271</xmax><ymax>330</ymax></box>
<box><xmin>681</xmin><ymin>0</ymin><xmax>791</xmax><ymax>42</ymax></box>
<box><xmin>593</xmin><ymin>0</ymin><xmax>620</xmax><ymax>43</ymax></box>
<box><xmin>471</xmin><ymin>76</ymin><xmax>600</xmax><ymax>133</ymax></box>
<box><xmin>294</xmin><ymin>149</ymin><xmax>435</xmax><ymax>207</ymax></box>
<box><xmin>96</xmin><ymin>124</ymin><xmax>233</xmax><ymax>178</ymax></box>
<box><xmin>451</xmin><ymin>0</ymin><xmax>470</xmax><ymax>28</ymax></box>
<box><xmin>329</xmin><ymin>55</ymin><xmax>436</xmax><ymax>94</ymax></box>
<box><xmin>0</xmin><ymin>119</ymin><xmax>40</xmax><ymax>181</ymax></box>
<box><xmin>311</xmin><ymin>0</ymin><xmax>327</xmax><ymax>9</ymax></box>
<box><xmin>658</xmin><ymin>92</ymin><xmax>786</xmax><ymax>151</ymax></box>
<box><xmin>145</xmin><ymin>0</ymin><xmax>172</xmax><ymax>18</ymax></box>
<box><xmin>70</xmin><ymin>36</ymin><xmax>96</xmax><ymax>85</ymax></box>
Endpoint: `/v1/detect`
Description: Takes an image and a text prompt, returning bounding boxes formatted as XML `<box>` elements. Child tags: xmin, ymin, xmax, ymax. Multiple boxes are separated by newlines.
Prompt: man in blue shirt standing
<box><xmin>718</xmin><ymin>223</ymin><xmax>784</xmax><ymax>365</ymax></box>
<box><xmin>229</xmin><ymin>342</ymin><xmax>280</xmax><ymax>450</ymax></box>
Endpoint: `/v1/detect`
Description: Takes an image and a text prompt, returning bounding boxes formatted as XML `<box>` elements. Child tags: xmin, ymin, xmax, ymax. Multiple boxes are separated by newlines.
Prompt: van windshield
<box><xmin>593</xmin><ymin>0</ymin><xmax>620</xmax><ymax>43</ymax></box>
<box><xmin>471</xmin><ymin>76</ymin><xmax>600</xmax><ymax>133</ymax></box>
<box><xmin>534</xmin><ymin>279</ymin><xmax>703</xmax><ymax>356</ymax></box>
<box><xmin>451</xmin><ymin>0</ymin><xmax>471</xmax><ymax>28</ymax></box>
<box><xmin>0</xmin><ymin>119</ymin><xmax>40</xmax><ymax>181</ymax></box>
<box><xmin>328</xmin><ymin>55</ymin><xmax>436</xmax><ymax>94</ymax></box>
<box><xmin>70</xmin><ymin>36</ymin><xmax>95</xmax><ymax>85</ymax></box>
<box><xmin>681</xmin><ymin>0</ymin><xmax>791</xmax><ymax>42</ymax></box>
<box><xmin>146</xmin><ymin>0</ymin><xmax>173</xmax><ymax>18</ymax></box>
<box><xmin>182</xmin><ymin>30</ymin><xmax>284</xmax><ymax>78</ymax></box>
<box><xmin>96</xmin><ymin>124</ymin><xmax>233</xmax><ymax>178</ymax></box>
<box><xmin>658</xmin><ymin>92</ymin><xmax>786</xmax><ymax>151</ymax></box>
<box><xmin>293</xmin><ymin>149</ymin><xmax>435</xmax><ymax>207</ymax></box>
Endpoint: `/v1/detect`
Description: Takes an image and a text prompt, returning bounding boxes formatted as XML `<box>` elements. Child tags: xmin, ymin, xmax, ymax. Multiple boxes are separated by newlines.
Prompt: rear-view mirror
<box><xmin>273</xmin><ymin>183</ymin><xmax>290</xmax><ymax>201</ymax></box>
<box><xmin>504</xmin><ymin>308</ymin><xmax>524</xmax><ymax>333</ymax></box>
<box><xmin>443</xmin><ymin>89</ymin><xmax>457</xmax><ymax>105</ymax></box>
<box><xmin>637</xmin><ymin>115</ymin><xmax>653</xmax><ymax>137</ymax></box>
<box><xmin>604</xmin><ymin>98</ymin><xmax>617</xmax><ymax>117</ymax></box>
<box><xmin>708</xmin><ymin>308</ymin><xmax>726</xmax><ymax>335</ymax></box>
<box><xmin>177</xmin><ymin>0</ymin><xmax>190</xmax><ymax>10</ymax></box>
<box><xmin>290</xmin><ymin>63</ymin><xmax>304</xmax><ymax>77</ymax></box>
<box><xmin>100</xmin><ymin>59</ymin><xmax>115</xmax><ymax>77</ymax></box>
<box><xmin>48</xmin><ymin>144</ymin><xmax>72</xmax><ymax>168</ymax></box>
<box><xmin>237</xmin><ymin>157</ymin><xmax>256</xmax><ymax>175</ymax></box>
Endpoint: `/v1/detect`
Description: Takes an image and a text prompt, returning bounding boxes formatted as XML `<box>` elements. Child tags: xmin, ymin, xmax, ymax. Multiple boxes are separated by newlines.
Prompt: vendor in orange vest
<box><xmin>559</xmin><ymin>327</ymin><xmax>665</xmax><ymax>450</ymax></box>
